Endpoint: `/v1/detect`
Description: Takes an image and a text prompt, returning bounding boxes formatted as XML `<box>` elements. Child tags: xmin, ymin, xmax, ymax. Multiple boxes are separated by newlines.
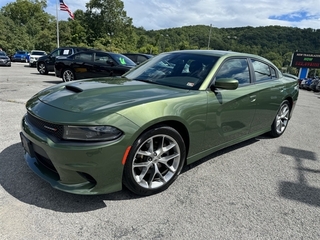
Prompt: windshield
<box><xmin>0</xmin><ymin>52</ymin><xmax>6</xmax><ymax>56</ymax></box>
<box><xmin>109</xmin><ymin>53</ymin><xmax>136</xmax><ymax>67</ymax></box>
<box><xmin>31</xmin><ymin>51</ymin><xmax>46</xmax><ymax>55</ymax></box>
<box><xmin>16</xmin><ymin>51</ymin><xmax>27</xmax><ymax>55</ymax></box>
<box><xmin>124</xmin><ymin>52</ymin><xmax>219</xmax><ymax>90</ymax></box>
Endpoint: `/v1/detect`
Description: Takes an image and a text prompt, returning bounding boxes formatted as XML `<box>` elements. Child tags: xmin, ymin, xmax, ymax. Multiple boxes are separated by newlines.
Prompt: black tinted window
<box><xmin>74</xmin><ymin>52</ymin><xmax>93</xmax><ymax>61</ymax></box>
<box><xmin>31</xmin><ymin>51</ymin><xmax>46</xmax><ymax>55</ymax></box>
<box><xmin>51</xmin><ymin>49</ymin><xmax>59</xmax><ymax>57</ymax></box>
<box><xmin>95</xmin><ymin>52</ymin><xmax>110</xmax><ymax>63</ymax></box>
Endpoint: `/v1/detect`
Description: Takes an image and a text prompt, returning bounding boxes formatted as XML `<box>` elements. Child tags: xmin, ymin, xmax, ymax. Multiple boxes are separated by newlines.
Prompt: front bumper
<box><xmin>0</xmin><ymin>59</ymin><xmax>11</xmax><ymax>66</ymax></box>
<box><xmin>29</xmin><ymin>60</ymin><xmax>37</xmax><ymax>66</ymax></box>
<box><xmin>12</xmin><ymin>57</ymin><xmax>26</xmax><ymax>62</ymax></box>
<box><xmin>20</xmin><ymin>113</ymin><xmax>136</xmax><ymax>195</ymax></box>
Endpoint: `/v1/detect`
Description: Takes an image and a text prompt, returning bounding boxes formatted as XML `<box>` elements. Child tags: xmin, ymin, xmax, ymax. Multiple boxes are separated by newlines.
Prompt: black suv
<box><xmin>36</xmin><ymin>47</ymin><xmax>89</xmax><ymax>75</ymax></box>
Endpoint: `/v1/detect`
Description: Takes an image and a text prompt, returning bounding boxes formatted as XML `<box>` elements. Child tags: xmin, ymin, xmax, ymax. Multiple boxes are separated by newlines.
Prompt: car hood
<box><xmin>32</xmin><ymin>78</ymin><xmax>188</xmax><ymax>114</ymax></box>
<box><xmin>0</xmin><ymin>56</ymin><xmax>9</xmax><ymax>59</ymax></box>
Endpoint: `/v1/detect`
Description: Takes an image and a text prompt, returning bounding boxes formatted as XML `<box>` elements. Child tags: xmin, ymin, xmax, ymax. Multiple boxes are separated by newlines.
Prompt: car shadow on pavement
<box><xmin>278</xmin><ymin>146</ymin><xmax>320</xmax><ymax>207</ymax></box>
<box><xmin>0</xmin><ymin>143</ymin><xmax>140</xmax><ymax>213</ymax></box>
<box><xmin>183</xmin><ymin>137</ymin><xmax>259</xmax><ymax>172</ymax></box>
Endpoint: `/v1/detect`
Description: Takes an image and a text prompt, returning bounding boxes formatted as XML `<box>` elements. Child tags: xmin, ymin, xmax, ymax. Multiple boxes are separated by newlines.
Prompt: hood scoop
<box><xmin>65</xmin><ymin>84</ymin><xmax>83</xmax><ymax>93</ymax></box>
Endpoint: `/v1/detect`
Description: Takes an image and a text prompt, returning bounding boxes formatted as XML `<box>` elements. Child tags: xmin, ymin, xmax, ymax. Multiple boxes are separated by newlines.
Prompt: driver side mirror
<box><xmin>212</xmin><ymin>78</ymin><xmax>239</xmax><ymax>90</ymax></box>
<box><xmin>106</xmin><ymin>60</ymin><xmax>115</xmax><ymax>66</ymax></box>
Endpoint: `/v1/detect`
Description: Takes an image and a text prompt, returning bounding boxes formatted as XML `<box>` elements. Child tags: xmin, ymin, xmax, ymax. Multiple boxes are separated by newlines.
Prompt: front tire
<box><xmin>269</xmin><ymin>100</ymin><xmax>291</xmax><ymax>137</ymax></box>
<box><xmin>37</xmin><ymin>62</ymin><xmax>48</xmax><ymax>75</ymax></box>
<box><xmin>62</xmin><ymin>68</ymin><xmax>75</xmax><ymax>82</ymax></box>
<box><xmin>123</xmin><ymin>126</ymin><xmax>186</xmax><ymax>196</ymax></box>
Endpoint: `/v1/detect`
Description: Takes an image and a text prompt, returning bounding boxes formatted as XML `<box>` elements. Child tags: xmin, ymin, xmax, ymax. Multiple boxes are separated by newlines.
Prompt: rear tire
<box><xmin>269</xmin><ymin>100</ymin><xmax>291</xmax><ymax>138</ymax></box>
<box><xmin>62</xmin><ymin>68</ymin><xmax>75</xmax><ymax>82</ymax></box>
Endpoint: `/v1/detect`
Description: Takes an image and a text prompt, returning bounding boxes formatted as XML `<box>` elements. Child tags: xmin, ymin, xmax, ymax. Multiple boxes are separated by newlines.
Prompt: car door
<box><xmin>44</xmin><ymin>49</ymin><xmax>59</xmax><ymax>71</ymax></box>
<box><xmin>71</xmin><ymin>52</ymin><xmax>95</xmax><ymax>79</ymax></box>
<box><xmin>92</xmin><ymin>52</ymin><xmax>113</xmax><ymax>77</ymax></box>
<box><xmin>205</xmin><ymin>58</ymin><xmax>257</xmax><ymax>146</ymax></box>
<box><xmin>46</xmin><ymin>48</ymin><xmax>73</xmax><ymax>71</ymax></box>
<box><xmin>247</xmin><ymin>59</ymin><xmax>287</xmax><ymax>134</ymax></box>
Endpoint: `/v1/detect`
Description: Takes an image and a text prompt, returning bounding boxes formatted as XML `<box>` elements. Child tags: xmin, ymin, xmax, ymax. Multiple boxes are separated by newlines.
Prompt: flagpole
<box><xmin>56</xmin><ymin>0</ymin><xmax>60</xmax><ymax>48</ymax></box>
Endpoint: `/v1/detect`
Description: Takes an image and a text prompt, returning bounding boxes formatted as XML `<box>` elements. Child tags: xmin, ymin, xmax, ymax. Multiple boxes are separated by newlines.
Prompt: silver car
<box><xmin>29</xmin><ymin>50</ymin><xmax>47</xmax><ymax>67</ymax></box>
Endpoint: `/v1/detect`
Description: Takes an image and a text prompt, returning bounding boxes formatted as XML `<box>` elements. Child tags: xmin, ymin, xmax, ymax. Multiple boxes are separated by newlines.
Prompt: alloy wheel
<box><xmin>275</xmin><ymin>102</ymin><xmax>290</xmax><ymax>135</ymax></box>
<box><xmin>62</xmin><ymin>69</ymin><xmax>74</xmax><ymax>82</ymax></box>
<box><xmin>132</xmin><ymin>134</ymin><xmax>181</xmax><ymax>189</ymax></box>
<box><xmin>38</xmin><ymin>63</ymin><xmax>47</xmax><ymax>74</ymax></box>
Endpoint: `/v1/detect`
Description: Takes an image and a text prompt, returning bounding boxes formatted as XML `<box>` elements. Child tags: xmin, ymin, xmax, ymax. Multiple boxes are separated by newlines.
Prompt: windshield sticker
<box><xmin>187</xmin><ymin>82</ymin><xmax>194</xmax><ymax>87</ymax></box>
<box><xmin>119</xmin><ymin>57</ymin><xmax>126</xmax><ymax>65</ymax></box>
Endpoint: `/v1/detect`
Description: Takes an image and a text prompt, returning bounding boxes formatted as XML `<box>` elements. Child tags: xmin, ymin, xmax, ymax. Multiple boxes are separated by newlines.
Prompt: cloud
<box><xmin>121</xmin><ymin>0</ymin><xmax>320</xmax><ymax>29</ymax></box>
<box><xmin>0</xmin><ymin>0</ymin><xmax>319</xmax><ymax>30</ymax></box>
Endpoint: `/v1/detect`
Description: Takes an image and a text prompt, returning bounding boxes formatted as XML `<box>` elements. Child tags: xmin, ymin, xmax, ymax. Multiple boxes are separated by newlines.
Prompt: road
<box><xmin>0</xmin><ymin>63</ymin><xmax>320</xmax><ymax>240</ymax></box>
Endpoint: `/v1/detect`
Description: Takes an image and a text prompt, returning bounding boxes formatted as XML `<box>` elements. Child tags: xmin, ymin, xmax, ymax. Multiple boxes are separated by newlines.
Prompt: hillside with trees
<box><xmin>1</xmin><ymin>0</ymin><xmax>319</xmax><ymax>75</ymax></box>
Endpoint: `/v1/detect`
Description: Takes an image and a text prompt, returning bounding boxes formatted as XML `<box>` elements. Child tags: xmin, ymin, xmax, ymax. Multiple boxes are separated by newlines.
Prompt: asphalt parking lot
<box><xmin>1</xmin><ymin>62</ymin><xmax>320</xmax><ymax>240</ymax></box>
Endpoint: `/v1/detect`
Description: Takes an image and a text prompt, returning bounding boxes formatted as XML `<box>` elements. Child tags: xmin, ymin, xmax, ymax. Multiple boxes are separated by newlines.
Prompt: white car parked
<box><xmin>29</xmin><ymin>50</ymin><xmax>47</xmax><ymax>67</ymax></box>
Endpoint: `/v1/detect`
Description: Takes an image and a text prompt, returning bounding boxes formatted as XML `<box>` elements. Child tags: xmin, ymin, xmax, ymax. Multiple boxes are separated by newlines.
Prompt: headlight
<box><xmin>63</xmin><ymin>125</ymin><xmax>123</xmax><ymax>141</ymax></box>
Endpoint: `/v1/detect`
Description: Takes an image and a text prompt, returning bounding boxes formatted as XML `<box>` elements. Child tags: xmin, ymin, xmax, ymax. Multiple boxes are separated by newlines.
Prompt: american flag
<box><xmin>59</xmin><ymin>0</ymin><xmax>74</xmax><ymax>20</ymax></box>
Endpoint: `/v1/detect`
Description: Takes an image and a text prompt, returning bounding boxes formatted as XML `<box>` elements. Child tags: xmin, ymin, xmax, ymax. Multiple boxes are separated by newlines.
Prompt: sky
<box><xmin>0</xmin><ymin>0</ymin><xmax>320</xmax><ymax>30</ymax></box>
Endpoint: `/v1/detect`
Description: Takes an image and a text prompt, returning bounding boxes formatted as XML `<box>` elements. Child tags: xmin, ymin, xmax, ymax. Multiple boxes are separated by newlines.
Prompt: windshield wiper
<box><xmin>133</xmin><ymin>79</ymin><xmax>156</xmax><ymax>84</ymax></box>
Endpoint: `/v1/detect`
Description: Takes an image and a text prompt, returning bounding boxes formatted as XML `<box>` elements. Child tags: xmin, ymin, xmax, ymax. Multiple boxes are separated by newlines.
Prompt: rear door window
<box><xmin>251</xmin><ymin>59</ymin><xmax>277</xmax><ymax>82</ymax></box>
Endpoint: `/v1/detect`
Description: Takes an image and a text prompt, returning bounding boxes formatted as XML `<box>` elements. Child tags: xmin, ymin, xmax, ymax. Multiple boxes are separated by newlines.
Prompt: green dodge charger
<box><xmin>20</xmin><ymin>50</ymin><xmax>299</xmax><ymax>196</ymax></box>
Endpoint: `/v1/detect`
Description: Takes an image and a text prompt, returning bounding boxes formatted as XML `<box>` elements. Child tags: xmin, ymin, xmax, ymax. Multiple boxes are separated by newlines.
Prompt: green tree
<box><xmin>84</xmin><ymin>0</ymin><xmax>133</xmax><ymax>51</ymax></box>
<box><xmin>1</xmin><ymin>0</ymin><xmax>53</xmax><ymax>52</ymax></box>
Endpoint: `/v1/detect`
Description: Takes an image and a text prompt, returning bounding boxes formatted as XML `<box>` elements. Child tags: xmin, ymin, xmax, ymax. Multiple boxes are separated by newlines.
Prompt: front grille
<box><xmin>26</xmin><ymin>112</ymin><xmax>64</xmax><ymax>139</ymax></box>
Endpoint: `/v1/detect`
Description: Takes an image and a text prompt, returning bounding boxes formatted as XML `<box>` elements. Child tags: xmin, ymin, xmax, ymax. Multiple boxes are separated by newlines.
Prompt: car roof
<box><xmin>59</xmin><ymin>46</ymin><xmax>89</xmax><ymax>49</ymax></box>
<box><xmin>169</xmin><ymin>49</ymin><xmax>260</xmax><ymax>58</ymax></box>
<box><xmin>168</xmin><ymin>49</ymin><xmax>273</xmax><ymax>64</ymax></box>
<box><xmin>73</xmin><ymin>49</ymin><xmax>118</xmax><ymax>54</ymax></box>
<box><xmin>123</xmin><ymin>53</ymin><xmax>154</xmax><ymax>57</ymax></box>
